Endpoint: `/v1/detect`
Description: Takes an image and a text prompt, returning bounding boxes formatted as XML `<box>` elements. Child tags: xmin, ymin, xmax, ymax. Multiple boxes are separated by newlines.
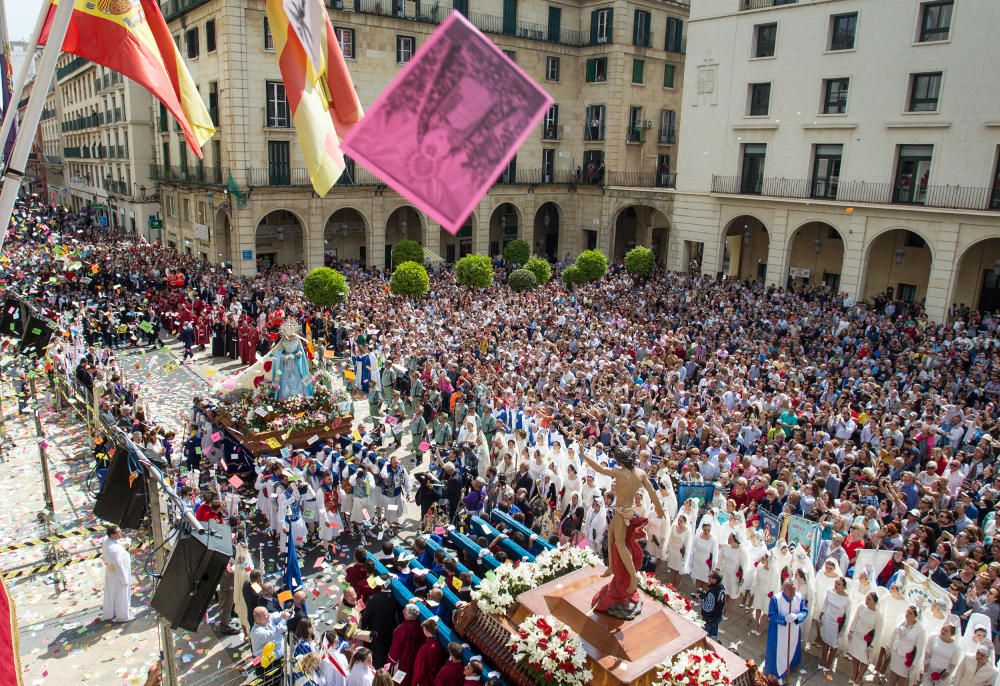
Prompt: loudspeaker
<box><xmin>17</xmin><ymin>314</ymin><xmax>54</xmax><ymax>358</ymax></box>
<box><xmin>151</xmin><ymin>524</ymin><xmax>233</xmax><ymax>631</ymax></box>
<box><xmin>93</xmin><ymin>443</ymin><xmax>148</xmax><ymax>529</ymax></box>
<box><xmin>0</xmin><ymin>298</ymin><xmax>28</xmax><ymax>340</ymax></box>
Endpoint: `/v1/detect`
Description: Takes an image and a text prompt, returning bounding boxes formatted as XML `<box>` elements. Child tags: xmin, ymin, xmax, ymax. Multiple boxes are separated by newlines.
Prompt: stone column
<box><xmin>838</xmin><ymin>213</ymin><xmax>868</xmax><ymax>305</ymax></box>
<box><xmin>765</xmin><ymin>208</ymin><xmax>788</xmax><ymax>288</ymax></box>
<box><xmin>926</xmin><ymin>222</ymin><xmax>960</xmax><ymax>323</ymax></box>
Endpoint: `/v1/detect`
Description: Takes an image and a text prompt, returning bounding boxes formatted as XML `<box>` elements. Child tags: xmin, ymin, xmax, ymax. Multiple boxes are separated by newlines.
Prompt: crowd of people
<box><xmin>5</xmin><ymin>194</ymin><xmax>1000</xmax><ymax>686</ymax></box>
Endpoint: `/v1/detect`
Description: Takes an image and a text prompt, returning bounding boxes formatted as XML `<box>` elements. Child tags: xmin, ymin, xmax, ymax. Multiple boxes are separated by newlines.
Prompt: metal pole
<box><xmin>0</xmin><ymin>0</ymin><xmax>74</xmax><ymax>252</ymax></box>
<box><xmin>0</xmin><ymin>0</ymin><xmax>47</xmax><ymax>160</ymax></box>
<box><xmin>28</xmin><ymin>375</ymin><xmax>54</xmax><ymax>514</ymax></box>
<box><xmin>146</xmin><ymin>475</ymin><xmax>179</xmax><ymax>686</ymax></box>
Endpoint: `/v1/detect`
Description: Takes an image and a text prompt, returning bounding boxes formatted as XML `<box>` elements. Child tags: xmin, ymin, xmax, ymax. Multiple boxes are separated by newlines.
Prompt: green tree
<box><xmin>390</xmin><ymin>261</ymin><xmax>429</xmax><ymax>296</ymax></box>
<box><xmin>523</xmin><ymin>256</ymin><xmax>552</xmax><ymax>285</ymax></box>
<box><xmin>562</xmin><ymin>265</ymin><xmax>582</xmax><ymax>286</ymax></box>
<box><xmin>303</xmin><ymin>267</ymin><xmax>349</xmax><ymax>307</ymax></box>
<box><xmin>624</xmin><ymin>246</ymin><xmax>655</xmax><ymax>277</ymax></box>
<box><xmin>575</xmin><ymin>249</ymin><xmax>608</xmax><ymax>282</ymax></box>
<box><xmin>391</xmin><ymin>239</ymin><xmax>424</xmax><ymax>267</ymax></box>
<box><xmin>502</xmin><ymin>239</ymin><xmax>530</xmax><ymax>266</ymax></box>
<box><xmin>508</xmin><ymin>268</ymin><xmax>538</xmax><ymax>292</ymax></box>
<box><xmin>455</xmin><ymin>254</ymin><xmax>494</xmax><ymax>288</ymax></box>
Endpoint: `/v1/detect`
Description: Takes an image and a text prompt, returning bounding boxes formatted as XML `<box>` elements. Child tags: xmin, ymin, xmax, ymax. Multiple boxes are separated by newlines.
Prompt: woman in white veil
<box><xmin>232</xmin><ymin>541</ymin><xmax>254</xmax><ymax>638</ymax></box>
<box><xmin>690</xmin><ymin>518</ymin><xmax>720</xmax><ymax>592</ymax></box>
<box><xmin>848</xmin><ymin>565</ymin><xmax>875</xmax><ymax>609</ymax></box>
<box><xmin>962</xmin><ymin>613</ymin><xmax>995</xmax><ymax>661</ymax></box>
<box><xmin>795</xmin><ymin>564</ymin><xmax>817</xmax><ymax>650</ymax></box>
<box><xmin>665</xmin><ymin>512</ymin><xmax>694</xmax><ymax>585</ymax></box>
<box><xmin>741</xmin><ymin>528</ymin><xmax>769</xmax><ymax>610</ymax></box>
<box><xmin>646</xmin><ymin>498</ymin><xmax>671</xmax><ymax>561</ymax></box>
<box><xmin>751</xmin><ymin>541</ymin><xmax>789</xmax><ymax>636</ymax></box>
<box><xmin>815</xmin><ymin>558</ymin><xmax>844</xmax><ymax>631</ymax></box>
<box><xmin>717</xmin><ymin>529</ymin><xmax>750</xmax><ymax>618</ymax></box>
<box><xmin>874</xmin><ymin>582</ymin><xmax>910</xmax><ymax>678</ymax></box>
<box><xmin>656</xmin><ymin>470</ymin><xmax>678</xmax><ymax>520</ymax></box>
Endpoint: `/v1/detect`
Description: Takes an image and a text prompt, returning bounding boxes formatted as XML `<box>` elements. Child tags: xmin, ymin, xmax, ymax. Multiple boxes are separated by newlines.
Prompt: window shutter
<box><xmin>632</xmin><ymin>10</ymin><xmax>639</xmax><ymax>45</ymax></box>
<box><xmin>585</xmin><ymin>58</ymin><xmax>596</xmax><ymax>82</ymax></box>
<box><xmin>607</xmin><ymin>9</ymin><xmax>614</xmax><ymax>42</ymax></box>
<box><xmin>664</xmin><ymin>64</ymin><xmax>675</xmax><ymax>88</ymax></box>
<box><xmin>590</xmin><ymin>10</ymin><xmax>598</xmax><ymax>44</ymax></box>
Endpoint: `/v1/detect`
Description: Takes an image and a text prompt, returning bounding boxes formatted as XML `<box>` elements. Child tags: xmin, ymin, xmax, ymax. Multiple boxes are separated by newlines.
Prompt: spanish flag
<box><xmin>265</xmin><ymin>0</ymin><xmax>362</xmax><ymax>195</ymax></box>
<box><xmin>39</xmin><ymin>0</ymin><xmax>215</xmax><ymax>156</ymax></box>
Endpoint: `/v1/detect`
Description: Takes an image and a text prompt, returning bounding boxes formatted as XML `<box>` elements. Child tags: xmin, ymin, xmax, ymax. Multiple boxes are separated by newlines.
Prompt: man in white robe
<box><xmin>765</xmin><ymin>579</ymin><xmax>808</xmax><ymax>684</ymax></box>
<box><xmin>102</xmin><ymin>525</ymin><xmax>133</xmax><ymax>622</ymax></box>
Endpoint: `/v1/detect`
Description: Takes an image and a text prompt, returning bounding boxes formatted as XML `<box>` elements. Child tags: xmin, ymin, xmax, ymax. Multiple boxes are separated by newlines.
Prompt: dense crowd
<box><xmin>4</xmin><ymin>194</ymin><xmax>1000</xmax><ymax>686</ymax></box>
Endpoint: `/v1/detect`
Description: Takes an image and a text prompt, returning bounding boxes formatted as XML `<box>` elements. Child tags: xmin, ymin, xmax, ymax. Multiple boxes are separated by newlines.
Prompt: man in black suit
<box><xmin>360</xmin><ymin>578</ymin><xmax>399</xmax><ymax>668</ymax></box>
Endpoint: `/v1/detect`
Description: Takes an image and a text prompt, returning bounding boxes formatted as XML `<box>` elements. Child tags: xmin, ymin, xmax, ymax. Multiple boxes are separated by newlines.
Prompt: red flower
<box><xmin>780</xmin><ymin>569</ymin><xmax>789</xmax><ymax>581</ymax></box>
<box><xmin>837</xmin><ymin>616</ymin><xmax>845</xmax><ymax>625</ymax></box>
<box><xmin>864</xmin><ymin>630</ymin><xmax>874</xmax><ymax>645</ymax></box>
<box><xmin>931</xmin><ymin>673</ymin><xmax>941</xmax><ymax>682</ymax></box>
<box><xmin>768</xmin><ymin>591</ymin><xmax>774</xmax><ymax>598</ymax></box>
<box><xmin>736</xmin><ymin>569</ymin><xmax>744</xmax><ymax>580</ymax></box>
<box><xmin>905</xmin><ymin>648</ymin><xmax>916</xmax><ymax>668</ymax></box>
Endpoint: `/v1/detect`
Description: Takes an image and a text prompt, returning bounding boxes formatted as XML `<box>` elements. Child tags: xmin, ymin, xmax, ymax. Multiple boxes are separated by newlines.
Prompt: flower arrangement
<box><xmin>471</xmin><ymin>545</ymin><xmax>601</xmax><ymax>615</ymax></box>
<box><xmin>218</xmin><ymin>380</ymin><xmax>349</xmax><ymax>434</ymax></box>
<box><xmin>652</xmin><ymin>647</ymin><xmax>731</xmax><ymax>686</ymax></box>
<box><xmin>508</xmin><ymin>615</ymin><xmax>591</xmax><ymax>686</ymax></box>
<box><xmin>636</xmin><ymin>572</ymin><xmax>704</xmax><ymax>626</ymax></box>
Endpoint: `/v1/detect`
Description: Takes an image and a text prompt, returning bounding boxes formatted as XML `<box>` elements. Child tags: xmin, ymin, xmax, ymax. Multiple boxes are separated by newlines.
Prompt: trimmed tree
<box><xmin>502</xmin><ymin>238</ymin><xmax>530</xmax><ymax>266</ymax></box>
<box><xmin>303</xmin><ymin>267</ymin><xmax>349</xmax><ymax>307</ymax></box>
<box><xmin>455</xmin><ymin>254</ymin><xmax>494</xmax><ymax>288</ymax></box>
<box><xmin>624</xmin><ymin>246</ymin><xmax>655</xmax><ymax>277</ymax></box>
<box><xmin>575</xmin><ymin>249</ymin><xmax>608</xmax><ymax>283</ymax></box>
<box><xmin>508</xmin><ymin>268</ymin><xmax>538</xmax><ymax>292</ymax></box>
<box><xmin>391</xmin><ymin>239</ymin><xmax>424</xmax><ymax>267</ymax></box>
<box><xmin>562</xmin><ymin>265</ymin><xmax>582</xmax><ymax>287</ymax></box>
<box><xmin>524</xmin><ymin>255</ymin><xmax>552</xmax><ymax>285</ymax></box>
<box><xmin>390</xmin><ymin>261</ymin><xmax>429</xmax><ymax>296</ymax></box>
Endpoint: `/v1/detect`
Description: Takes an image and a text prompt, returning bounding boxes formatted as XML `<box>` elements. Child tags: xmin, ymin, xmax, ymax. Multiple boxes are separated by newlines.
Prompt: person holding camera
<box><xmin>700</xmin><ymin>570</ymin><xmax>726</xmax><ymax>638</ymax></box>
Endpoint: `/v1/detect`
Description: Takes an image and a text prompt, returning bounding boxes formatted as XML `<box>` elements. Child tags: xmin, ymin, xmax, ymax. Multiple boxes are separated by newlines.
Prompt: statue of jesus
<box><xmin>582</xmin><ymin>446</ymin><xmax>664</xmax><ymax>620</ymax></box>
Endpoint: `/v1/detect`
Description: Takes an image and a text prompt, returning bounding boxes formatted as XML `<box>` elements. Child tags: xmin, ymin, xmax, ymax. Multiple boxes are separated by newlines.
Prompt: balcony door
<box><xmin>893</xmin><ymin>144</ymin><xmax>932</xmax><ymax>204</ymax></box>
<box><xmin>811</xmin><ymin>144</ymin><xmax>842</xmax><ymax>199</ymax></box>
<box><xmin>740</xmin><ymin>143</ymin><xmax>766</xmax><ymax>194</ymax></box>
<box><xmin>268</xmin><ymin>141</ymin><xmax>290</xmax><ymax>186</ymax></box>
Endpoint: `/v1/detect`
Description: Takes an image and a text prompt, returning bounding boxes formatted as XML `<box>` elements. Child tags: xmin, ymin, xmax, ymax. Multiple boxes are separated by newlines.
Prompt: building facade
<box><xmin>669</xmin><ymin>0</ymin><xmax>1000</xmax><ymax>321</ymax></box>
<box><xmin>51</xmin><ymin>55</ymin><xmax>160</xmax><ymax>234</ymax></box>
<box><xmin>153</xmin><ymin>0</ymin><xmax>688</xmax><ymax>272</ymax></box>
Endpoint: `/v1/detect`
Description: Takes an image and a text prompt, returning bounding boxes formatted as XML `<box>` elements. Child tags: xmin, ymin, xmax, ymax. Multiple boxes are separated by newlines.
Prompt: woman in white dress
<box><xmin>665</xmin><ymin>513</ymin><xmax>693</xmax><ymax>585</ymax></box>
<box><xmin>962</xmin><ymin>614</ymin><xmax>995</xmax><ymax>661</ymax></box>
<box><xmin>559</xmin><ymin>464</ymin><xmax>582</xmax><ymax>512</ymax></box>
<box><xmin>918</xmin><ymin>599</ymin><xmax>951</xmax><ymax>669</ymax></box>
<box><xmin>741</xmin><ymin>528</ymin><xmax>769</xmax><ymax>610</ymax></box>
<box><xmin>646</xmin><ymin>503</ymin><xmax>671</xmax><ymax>561</ymax></box>
<box><xmin>657</xmin><ymin>471</ymin><xmax>678</xmax><ymax>519</ymax></box>
<box><xmin>690</xmin><ymin>520</ymin><xmax>719</xmax><ymax>592</ymax></box>
<box><xmin>795</xmin><ymin>567</ymin><xmax>817</xmax><ymax>650</ymax></box>
<box><xmin>817</xmin><ymin>576</ymin><xmax>852</xmax><ymax>678</ymax></box>
<box><xmin>814</xmin><ymin>559</ymin><xmax>844</xmax><ymax>628</ymax></box>
<box><xmin>875</xmin><ymin>583</ymin><xmax>910</xmax><ymax>677</ymax></box>
<box><xmin>888</xmin><ymin>605</ymin><xmax>926</xmax><ymax>686</ymax></box>
<box><xmin>920</xmin><ymin>622</ymin><xmax>961</xmax><ymax>686</ymax></box>
<box><xmin>752</xmin><ymin>542</ymin><xmax>791</xmax><ymax>636</ymax></box>
<box><xmin>846</xmin><ymin>591</ymin><xmax>883</xmax><ymax>686</ymax></box>
<box><xmin>717</xmin><ymin>532</ymin><xmax>748</xmax><ymax>616</ymax></box>
<box><xmin>346</xmin><ymin>647</ymin><xmax>375</xmax><ymax>686</ymax></box>
<box><xmin>848</xmin><ymin>565</ymin><xmax>875</xmax><ymax>609</ymax></box>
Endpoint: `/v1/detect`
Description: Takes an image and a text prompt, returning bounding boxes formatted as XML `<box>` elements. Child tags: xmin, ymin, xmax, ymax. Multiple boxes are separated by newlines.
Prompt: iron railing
<box><xmin>711</xmin><ymin>174</ymin><xmax>999</xmax><ymax>211</ymax></box>
<box><xmin>61</xmin><ymin>114</ymin><xmax>100</xmax><ymax>132</ymax></box>
<box><xmin>161</xmin><ymin>0</ymin><xmax>212</xmax><ymax>22</ymax></box>
<box><xmin>104</xmin><ymin>180</ymin><xmax>130</xmax><ymax>195</ymax></box>
<box><xmin>149</xmin><ymin>165</ymin><xmax>223</xmax><ymax>186</ymax></box>
<box><xmin>741</xmin><ymin>0</ymin><xmax>798</xmax><ymax>9</ymax></box>
<box><xmin>605</xmin><ymin>171</ymin><xmax>676</xmax><ymax>188</ymax></box>
<box><xmin>56</xmin><ymin>56</ymin><xmax>88</xmax><ymax>80</ymax></box>
<box><xmin>658</xmin><ymin>127</ymin><xmax>676</xmax><ymax>144</ymax></box>
<box><xmin>626</xmin><ymin>127</ymin><xmax>646</xmax><ymax>144</ymax></box>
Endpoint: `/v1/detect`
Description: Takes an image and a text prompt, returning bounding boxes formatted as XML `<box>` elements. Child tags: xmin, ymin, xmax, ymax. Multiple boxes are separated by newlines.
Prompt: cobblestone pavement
<box><xmin>7</xmin><ymin>338</ymin><xmax>864</xmax><ymax>686</ymax></box>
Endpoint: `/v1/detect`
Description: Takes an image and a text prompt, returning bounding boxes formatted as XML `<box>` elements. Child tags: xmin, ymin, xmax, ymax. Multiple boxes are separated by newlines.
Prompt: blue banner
<box><xmin>780</xmin><ymin>514</ymin><xmax>822</xmax><ymax>566</ymax></box>
<box><xmin>758</xmin><ymin>510</ymin><xmax>781</xmax><ymax>549</ymax></box>
<box><xmin>677</xmin><ymin>482</ymin><xmax>716</xmax><ymax>513</ymax></box>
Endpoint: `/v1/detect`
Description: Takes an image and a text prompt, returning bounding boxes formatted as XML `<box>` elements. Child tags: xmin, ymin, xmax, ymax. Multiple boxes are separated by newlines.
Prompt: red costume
<box><xmin>386</xmin><ymin>617</ymin><xmax>423</xmax><ymax>685</ymax></box>
<box><xmin>591</xmin><ymin>516</ymin><xmax>647</xmax><ymax>614</ymax></box>
<box><xmin>345</xmin><ymin>562</ymin><xmax>375</xmax><ymax>601</ymax></box>
<box><xmin>432</xmin><ymin>660</ymin><xmax>464</xmax><ymax>686</ymax></box>
<box><xmin>412</xmin><ymin>636</ymin><xmax>447</xmax><ymax>686</ymax></box>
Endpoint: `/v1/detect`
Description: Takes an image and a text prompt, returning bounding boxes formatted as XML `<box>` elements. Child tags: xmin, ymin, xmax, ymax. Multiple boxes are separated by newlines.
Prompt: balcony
<box><xmin>61</xmin><ymin>113</ymin><xmax>100</xmax><ymax>133</ymax></box>
<box><xmin>63</xmin><ymin>146</ymin><xmax>95</xmax><ymax>159</ymax></box>
<box><xmin>44</xmin><ymin>155</ymin><xmax>61</xmax><ymax>165</ymax></box>
<box><xmin>104</xmin><ymin>180</ymin><xmax>130</xmax><ymax>195</ymax></box>
<box><xmin>626</xmin><ymin>126</ymin><xmax>645</xmax><ymax>144</ymax></box>
<box><xmin>161</xmin><ymin>0</ymin><xmax>212</xmax><ymax>22</ymax></box>
<box><xmin>541</xmin><ymin>124</ymin><xmax>562</xmax><ymax>141</ymax></box>
<box><xmin>150</xmin><ymin>164</ymin><xmax>223</xmax><ymax>186</ymax></box>
<box><xmin>584</xmin><ymin>123</ymin><xmax>605</xmax><ymax>141</ymax></box>
<box><xmin>711</xmin><ymin>175</ymin><xmax>999</xmax><ymax>212</ymax></box>
<box><xmin>56</xmin><ymin>56</ymin><xmax>88</xmax><ymax>80</ymax></box>
<box><xmin>740</xmin><ymin>0</ymin><xmax>798</xmax><ymax>9</ymax></box>
<box><xmin>341</xmin><ymin>0</ymin><xmax>586</xmax><ymax>46</ymax></box>
<box><xmin>658</xmin><ymin>127</ymin><xmax>676</xmax><ymax>145</ymax></box>
<box><xmin>605</xmin><ymin>171</ymin><xmax>676</xmax><ymax>188</ymax></box>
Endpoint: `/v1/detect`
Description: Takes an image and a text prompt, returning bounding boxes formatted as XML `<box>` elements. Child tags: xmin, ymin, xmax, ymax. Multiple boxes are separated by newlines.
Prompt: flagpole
<box><xmin>0</xmin><ymin>1</ymin><xmax>48</xmax><ymax>164</ymax></box>
<box><xmin>0</xmin><ymin>0</ymin><xmax>73</xmax><ymax>254</ymax></box>
<box><xmin>0</xmin><ymin>0</ymin><xmax>18</xmax><ymax>161</ymax></box>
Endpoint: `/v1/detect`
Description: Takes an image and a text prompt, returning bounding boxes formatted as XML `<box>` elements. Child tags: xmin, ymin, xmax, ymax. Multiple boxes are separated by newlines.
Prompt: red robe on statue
<box><xmin>591</xmin><ymin>515</ymin><xmax>647</xmax><ymax>613</ymax></box>
<box><xmin>387</xmin><ymin>618</ymin><xmax>423</xmax><ymax>685</ymax></box>
<box><xmin>411</xmin><ymin>636</ymin><xmax>447</xmax><ymax>686</ymax></box>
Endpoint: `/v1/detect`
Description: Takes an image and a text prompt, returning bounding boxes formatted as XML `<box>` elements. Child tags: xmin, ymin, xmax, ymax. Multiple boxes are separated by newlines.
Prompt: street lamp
<box><xmin>813</xmin><ymin>237</ymin><xmax>822</xmax><ymax>254</ymax></box>
<box><xmin>743</xmin><ymin>224</ymin><xmax>751</xmax><ymax>246</ymax></box>
<box><xmin>400</xmin><ymin>217</ymin><xmax>408</xmax><ymax>236</ymax></box>
<box><xmin>895</xmin><ymin>248</ymin><xmax>905</xmax><ymax>265</ymax></box>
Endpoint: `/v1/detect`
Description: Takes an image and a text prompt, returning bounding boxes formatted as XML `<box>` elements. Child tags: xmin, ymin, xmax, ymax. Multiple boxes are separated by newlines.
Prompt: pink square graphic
<box><xmin>342</xmin><ymin>11</ymin><xmax>553</xmax><ymax>235</ymax></box>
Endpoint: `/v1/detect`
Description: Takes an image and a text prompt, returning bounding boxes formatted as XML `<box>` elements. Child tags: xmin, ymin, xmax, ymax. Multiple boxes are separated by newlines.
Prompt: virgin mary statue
<box><xmin>270</xmin><ymin>319</ymin><xmax>313</xmax><ymax>400</ymax></box>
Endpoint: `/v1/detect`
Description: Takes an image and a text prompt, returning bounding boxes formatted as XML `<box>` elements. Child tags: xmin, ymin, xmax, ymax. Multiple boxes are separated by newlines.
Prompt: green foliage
<box><xmin>390</xmin><ymin>261</ymin><xmax>429</xmax><ymax>296</ymax></box>
<box><xmin>575</xmin><ymin>249</ymin><xmax>608</xmax><ymax>282</ymax></box>
<box><xmin>562</xmin><ymin>265</ymin><xmax>582</xmax><ymax>286</ymax></box>
<box><xmin>624</xmin><ymin>246</ymin><xmax>655</xmax><ymax>277</ymax></box>
<box><xmin>303</xmin><ymin>267</ymin><xmax>348</xmax><ymax>307</ymax></box>
<box><xmin>523</xmin><ymin>256</ymin><xmax>552</xmax><ymax>285</ymax></box>
<box><xmin>455</xmin><ymin>254</ymin><xmax>494</xmax><ymax>288</ymax></box>
<box><xmin>391</xmin><ymin>239</ymin><xmax>424</xmax><ymax>267</ymax></box>
<box><xmin>508</xmin><ymin>268</ymin><xmax>538</xmax><ymax>293</ymax></box>
<box><xmin>502</xmin><ymin>239</ymin><xmax>530</xmax><ymax>266</ymax></box>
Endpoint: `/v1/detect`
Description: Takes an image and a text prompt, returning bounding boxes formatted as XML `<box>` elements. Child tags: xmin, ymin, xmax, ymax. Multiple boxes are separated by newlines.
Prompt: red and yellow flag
<box><xmin>0</xmin><ymin>576</ymin><xmax>23</xmax><ymax>686</ymax></box>
<box><xmin>39</xmin><ymin>0</ymin><xmax>215</xmax><ymax>157</ymax></box>
<box><xmin>265</xmin><ymin>0</ymin><xmax>362</xmax><ymax>195</ymax></box>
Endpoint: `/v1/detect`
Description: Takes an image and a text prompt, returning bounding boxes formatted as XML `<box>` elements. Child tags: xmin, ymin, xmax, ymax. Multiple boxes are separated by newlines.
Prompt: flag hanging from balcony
<box><xmin>265</xmin><ymin>0</ymin><xmax>363</xmax><ymax>195</ymax></box>
<box><xmin>38</xmin><ymin>0</ymin><xmax>214</xmax><ymax>157</ymax></box>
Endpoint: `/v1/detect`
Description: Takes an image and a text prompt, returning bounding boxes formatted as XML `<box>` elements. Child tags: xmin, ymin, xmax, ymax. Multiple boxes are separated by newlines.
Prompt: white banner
<box><xmin>788</xmin><ymin>266</ymin><xmax>811</xmax><ymax>278</ymax></box>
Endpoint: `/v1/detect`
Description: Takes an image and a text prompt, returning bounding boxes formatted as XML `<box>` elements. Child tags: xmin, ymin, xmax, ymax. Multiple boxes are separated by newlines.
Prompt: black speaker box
<box><xmin>93</xmin><ymin>443</ymin><xmax>148</xmax><ymax>529</ymax></box>
<box><xmin>0</xmin><ymin>298</ymin><xmax>28</xmax><ymax>340</ymax></box>
<box><xmin>17</xmin><ymin>314</ymin><xmax>54</xmax><ymax>358</ymax></box>
<box><xmin>151</xmin><ymin>523</ymin><xmax>233</xmax><ymax>632</ymax></box>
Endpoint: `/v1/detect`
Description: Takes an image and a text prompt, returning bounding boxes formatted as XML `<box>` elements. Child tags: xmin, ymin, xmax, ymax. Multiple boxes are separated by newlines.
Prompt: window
<box><xmin>498</xmin><ymin>155</ymin><xmax>516</xmax><ymax>184</ymax></box>
<box><xmin>585</xmin><ymin>57</ymin><xmax>608</xmax><ymax>83</ymax></box>
<box><xmin>663</xmin><ymin>64</ymin><xmax>676</xmax><ymax>89</ymax></box>
<box><xmin>335</xmin><ymin>27</ymin><xmax>355</xmax><ymax>59</ymax></box>
<box><xmin>740</xmin><ymin>143</ymin><xmax>766</xmax><ymax>194</ymax></box>
<box><xmin>265</xmin><ymin>81</ymin><xmax>290</xmax><ymax>128</ymax></box>
<box><xmin>811</xmin><ymin>144</ymin><xmax>842</xmax><ymax>199</ymax></box>
<box><xmin>822</xmin><ymin>78</ymin><xmax>849</xmax><ymax>114</ymax></box>
<box><xmin>631</xmin><ymin>59</ymin><xmax>644</xmax><ymax>85</ymax></box>
<box><xmin>627</xmin><ymin>106</ymin><xmax>643</xmax><ymax>143</ymax></box>
<box><xmin>502</xmin><ymin>49</ymin><xmax>516</xmax><ymax>62</ymax></box>
<box><xmin>748</xmin><ymin>82</ymin><xmax>771</xmax><ymax>116</ymax></box>
<box><xmin>453</xmin><ymin>0</ymin><xmax>468</xmax><ymax>17</ymax></box>
<box><xmin>542</xmin><ymin>105</ymin><xmax>559</xmax><ymax>139</ymax></box>
<box><xmin>991</xmin><ymin>150</ymin><xmax>1000</xmax><ymax>210</ymax></box>
<box><xmin>547</xmin><ymin>7</ymin><xmax>562</xmax><ymax>42</ymax></box>
<box><xmin>208</xmin><ymin>81</ymin><xmax>218</xmax><ymax>125</ymax></box>
<box><xmin>665</xmin><ymin>16</ymin><xmax>683</xmax><ymax>52</ymax></box>
<box><xmin>656</xmin><ymin>154</ymin><xmax>671</xmax><ymax>187</ymax></box>
<box><xmin>502</xmin><ymin>0</ymin><xmax>517</xmax><ymax>36</ymax></box>
<box><xmin>753</xmin><ymin>23</ymin><xmax>777</xmax><ymax>58</ymax></box>
<box><xmin>590</xmin><ymin>8</ymin><xmax>612</xmax><ymax>44</ymax></box>
<box><xmin>167</xmin><ymin>194</ymin><xmax>177</xmax><ymax>217</ymax></box>
<box><xmin>893</xmin><ymin>144</ymin><xmax>933</xmax><ymax>204</ymax></box>
<box><xmin>897</xmin><ymin>283</ymin><xmax>918</xmax><ymax>303</ymax></box>
<box><xmin>908</xmin><ymin>72</ymin><xmax>942</xmax><ymax>112</ymax></box>
<box><xmin>182</xmin><ymin>198</ymin><xmax>191</xmax><ymax>222</ymax></box>
<box><xmin>918</xmin><ymin>1</ymin><xmax>953</xmax><ymax>42</ymax></box>
<box><xmin>546</xmin><ymin>56</ymin><xmax>560</xmax><ymax>82</ymax></box>
<box><xmin>658</xmin><ymin>109</ymin><xmax>675</xmax><ymax>144</ymax></box>
<box><xmin>268</xmin><ymin>140</ymin><xmax>291</xmax><ymax>186</ymax></box>
<box><xmin>206</xmin><ymin>19</ymin><xmax>216</xmax><ymax>52</ymax></box>
<box><xmin>396</xmin><ymin>35</ymin><xmax>415</xmax><ymax>64</ymax></box>
<box><xmin>584</xmin><ymin>105</ymin><xmax>605</xmax><ymax>141</ymax></box>
<box><xmin>542</xmin><ymin>149</ymin><xmax>555</xmax><ymax>183</ymax></box>
<box><xmin>264</xmin><ymin>17</ymin><xmax>274</xmax><ymax>51</ymax></box>
<box><xmin>904</xmin><ymin>231</ymin><xmax>926</xmax><ymax>248</ymax></box>
<box><xmin>185</xmin><ymin>27</ymin><xmax>199</xmax><ymax>59</ymax></box>
<box><xmin>829</xmin><ymin>12</ymin><xmax>857</xmax><ymax>50</ymax></box>
<box><xmin>633</xmin><ymin>10</ymin><xmax>651</xmax><ymax>47</ymax></box>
